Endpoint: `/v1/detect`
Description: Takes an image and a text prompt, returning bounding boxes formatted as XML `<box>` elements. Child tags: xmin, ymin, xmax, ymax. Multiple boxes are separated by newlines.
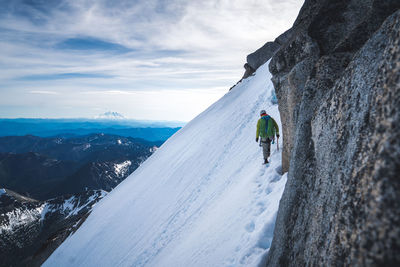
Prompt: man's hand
<box><xmin>256</xmin><ymin>138</ymin><xmax>259</xmax><ymax>142</ymax></box>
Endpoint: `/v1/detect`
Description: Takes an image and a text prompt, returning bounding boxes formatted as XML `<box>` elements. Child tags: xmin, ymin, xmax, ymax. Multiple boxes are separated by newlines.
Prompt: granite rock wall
<box><xmin>264</xmin><ymin>1</ymin><xmax>400</xmax><ymax>266</ymax></box>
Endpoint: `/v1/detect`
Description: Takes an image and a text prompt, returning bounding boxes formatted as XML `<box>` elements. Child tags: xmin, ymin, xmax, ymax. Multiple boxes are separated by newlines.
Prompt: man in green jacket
<box><xmin>256</xmin><ymin>110</ymin><xmax>280</xmax><ymax>164</ymax></box>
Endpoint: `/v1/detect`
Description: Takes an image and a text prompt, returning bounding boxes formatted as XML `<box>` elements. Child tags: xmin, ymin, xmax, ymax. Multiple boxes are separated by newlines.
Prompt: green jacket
<box><xmin>256</xmin><ymin>115</ymin><xmax>279</xmax><ymax>139</ymax></box>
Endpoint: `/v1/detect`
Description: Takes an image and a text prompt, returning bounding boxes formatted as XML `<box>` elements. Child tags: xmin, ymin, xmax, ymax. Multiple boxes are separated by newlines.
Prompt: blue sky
<box><xmin>0</xmin><ymin>0</ymin><xmax>303</xmax><ymax>121</ymax></box>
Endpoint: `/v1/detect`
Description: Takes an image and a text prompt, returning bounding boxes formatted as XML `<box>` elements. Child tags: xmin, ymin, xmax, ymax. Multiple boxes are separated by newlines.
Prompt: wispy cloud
<box><xmin>29</xmin><ymin>90</ymin><xmax>59</xmax><ymax>95</ymax></box>
<box><xmin>0</xmin><ymin>0</ymin><xmax>303</xmax><ymax>120</ymax></box>
<box><xmin>20</xmin><ymin>72</ymin><xmax>113</xmax><ymax>81</ymax></box>
<box><xmin>80</xmin><ymin>90</ymin><xmax>136</xmax><ymax>95</ymax></box>
<box><xmin>55</xmin><ymin>37</ymin><xmax>132</xmax><ymax>53</ymax></box>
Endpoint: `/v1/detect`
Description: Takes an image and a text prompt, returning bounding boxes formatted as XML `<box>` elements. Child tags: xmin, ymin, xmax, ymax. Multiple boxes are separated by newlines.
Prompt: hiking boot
<box><xmin>264</xmin><ymin>159</ymin><xmax>269</xmax><ymax>164</ymax></box>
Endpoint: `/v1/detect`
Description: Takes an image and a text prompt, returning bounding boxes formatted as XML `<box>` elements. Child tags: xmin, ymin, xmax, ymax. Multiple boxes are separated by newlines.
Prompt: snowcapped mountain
<box><xmin>0</xmin><ymin>189</ymin><xmax>106</xmax><ymax>266</ymax></box>
<box><xmin>44</xmin><ymin>61</ymin><xmax>286</xmax><ymax>267</ymax></box>
<box><xmin>96</xmin><ymin>111</ymin><xmax>125</xmax><ymax>120</ymax></box>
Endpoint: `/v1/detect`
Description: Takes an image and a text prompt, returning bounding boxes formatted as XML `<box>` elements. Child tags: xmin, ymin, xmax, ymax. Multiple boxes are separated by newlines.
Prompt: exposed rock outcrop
<box><xmin>247</xmin><ymin>42</ymin><xmax>280</xmax><ymax>71</ymax></box>
<box><xmin>241</xmin><ymin>29</ymin><xmax>293</xmax><ymax>80</ymax></box>
<box><xmin>264</xmin><ymin>0</ymin><xmax>400</xmax><ymax>265</ymax></box>
<box><xmin>242</xmin><ymin>63</ymin><xmax>256</xmax><ymax>80</ymax></box>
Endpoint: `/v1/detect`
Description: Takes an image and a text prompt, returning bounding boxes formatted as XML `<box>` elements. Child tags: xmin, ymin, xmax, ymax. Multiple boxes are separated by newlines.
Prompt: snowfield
<box><xmin>114</xmin><ymin>160</ymin><xmax>132</xmax><ymax>177</ymax></box>
<box><xmin>44</xmin><ymin>62</ymin><xmax>286</xmax><ymax>267</ymax></box>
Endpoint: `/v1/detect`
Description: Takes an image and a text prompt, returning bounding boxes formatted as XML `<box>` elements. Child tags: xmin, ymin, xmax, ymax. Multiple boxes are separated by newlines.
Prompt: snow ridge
<box><xmin>44</xmin><ymin>61</ymin><xmax>286</xmax><ymax>267</ymax></box>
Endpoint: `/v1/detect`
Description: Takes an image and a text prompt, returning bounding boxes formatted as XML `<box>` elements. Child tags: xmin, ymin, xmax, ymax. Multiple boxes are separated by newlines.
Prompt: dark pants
<box><xmin>260</xmin><ymin>137</ymin><xmax>271</xmax><ymax>160</ymax></box>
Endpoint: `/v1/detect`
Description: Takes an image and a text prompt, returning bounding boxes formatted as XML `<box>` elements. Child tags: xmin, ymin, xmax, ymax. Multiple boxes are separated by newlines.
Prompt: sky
<box><xmin>0</xmin><ymin>0</ymin><xmax>303</xmax><ymax>122</ymax></box>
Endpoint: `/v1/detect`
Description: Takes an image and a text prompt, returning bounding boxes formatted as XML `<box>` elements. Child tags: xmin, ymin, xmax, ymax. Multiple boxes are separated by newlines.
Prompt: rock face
<box><xmin>247</xmin><ymin>42</ymin><xmax>280</xmax><ymax>71</ymax></box>
<box><xmin>242</xmin><ymin>63</ymin><xmax>256</xmax><ymax>79</ymax></box>
<box><xmin>270</xmin><ymin>0</ymin><xmax>400</xmax><ymax>174</ymax></box>
<box><xmin>265</xmin><ymin>0</ymin><xmax>400</xmax><ymax>266</ymax></box>
<box><xmin>241</xmin><ymin>29</ymin><xmax>293</xmax><ymax>80</ymax></box>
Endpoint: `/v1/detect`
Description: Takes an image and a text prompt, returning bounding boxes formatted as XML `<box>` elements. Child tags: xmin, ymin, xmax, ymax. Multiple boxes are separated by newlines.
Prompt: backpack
<box><xmin>262</xmin><ymin>115</ymin><xmax>270</xmax><ymax>135</ymax></box>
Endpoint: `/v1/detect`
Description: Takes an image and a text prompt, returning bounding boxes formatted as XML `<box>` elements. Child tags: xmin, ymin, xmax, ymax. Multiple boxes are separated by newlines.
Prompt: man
<box><xmin>256</xmin><ymin>110</ymin><xmax>280</xmax><ymax>164</ymax></box>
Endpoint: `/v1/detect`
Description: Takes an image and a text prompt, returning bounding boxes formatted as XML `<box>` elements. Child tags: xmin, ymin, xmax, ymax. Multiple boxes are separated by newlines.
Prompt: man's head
<box><xmin>260</xmin><ymin>110</ymin><xmax>266</xmax><ymax>116</ymax></box>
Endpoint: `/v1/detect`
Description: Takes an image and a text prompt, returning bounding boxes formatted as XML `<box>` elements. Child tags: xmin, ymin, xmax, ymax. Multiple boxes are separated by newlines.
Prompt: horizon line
<box><xmin>0</xmin><ymin>117</ymin><xmax>188</xmax><ymax>123</ymax></box>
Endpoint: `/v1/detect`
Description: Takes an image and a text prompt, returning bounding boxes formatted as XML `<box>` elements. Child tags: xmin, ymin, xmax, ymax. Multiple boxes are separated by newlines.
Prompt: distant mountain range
<box><xmin>0</xmin><ymin>188</ymin><xmax>107</xmax><ymax>267</ymax></box>
<box><xmin>0</xmin><ymin>134</ymin><xmax>160</xmax><ymax>200</ymax></box>
<box><xmin>0</xmin><ymin>118</ymin><xmax>183</xmax><ymax>141</ymax></box>
<box><xmin>0</xmin><ymin>133</ymin><xmax>167</xmax><ymax>266</ymax></box>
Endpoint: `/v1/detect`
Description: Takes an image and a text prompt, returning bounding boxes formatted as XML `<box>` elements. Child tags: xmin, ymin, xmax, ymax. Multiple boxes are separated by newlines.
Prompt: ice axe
<box><xmin>277</xmin><ymin>136</ymin><xmax>280</xmax><ymax>151</ymax></box>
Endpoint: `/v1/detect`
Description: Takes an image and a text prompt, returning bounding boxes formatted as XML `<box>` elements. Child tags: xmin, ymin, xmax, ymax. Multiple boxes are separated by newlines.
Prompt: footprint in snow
<box><xmin>270</xmin><ymin>173</ymin><xmax>282</xmax><ymax>183</ymax></box>
<box><xmin>265</xmin><ymin>186</ymin><xmax>273</xmax><ymax>195</ymax></box>
<box><xmin>258</xmin><ymin>167</ymin><xmax>266</xmax><ymax>176</ymax></box>
<box><xmin>223</xmin><ymin>257</ymin><xmax>236</xmax><ymax>267</ymax></box>
<box><xmin>275</xmin><ymin>165</ymin><xmax>283</xmax><ymax>175</ymax></box>
<box><xmin>254</xmin><ymin>202</ymin><xmax>266</xmax><ymax>216</ymax></box>
<box><xmin>245</xmin><ymin>221</ymin><xmax>255</xmax><ymax>233</ymax></box>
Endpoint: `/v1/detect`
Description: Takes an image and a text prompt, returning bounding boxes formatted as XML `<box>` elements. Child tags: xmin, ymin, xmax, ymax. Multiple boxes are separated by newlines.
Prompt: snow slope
<box><xmin>44</xmin><ymin>62</ymin><xmax>286</xmax><ymax>267</ymax></box>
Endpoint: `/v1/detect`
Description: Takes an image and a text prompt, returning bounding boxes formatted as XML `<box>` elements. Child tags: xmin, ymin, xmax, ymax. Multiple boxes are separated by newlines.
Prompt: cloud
<box><xmin>29</xmin><ymin>90</ymin><xmax>59</xmax><ymax>95</ymax></box>
<box><xmin>80</xmin><ymin>90</ymin><xmax>136</xmax><ymax>95</ymax></box>
<box><xmin>19</xmin><ymin>72</ymin><xmax>113</xmax><ymax>81</ymax></box>
<box><xmin>55</xmin><ymin>37</ymin><xmax>132</xmax><ymax>53</ymax></box>
<box><xmin>0</xmin><ymin>0</ymin><xmax>304</xmax><ymax>120</ymax></box>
